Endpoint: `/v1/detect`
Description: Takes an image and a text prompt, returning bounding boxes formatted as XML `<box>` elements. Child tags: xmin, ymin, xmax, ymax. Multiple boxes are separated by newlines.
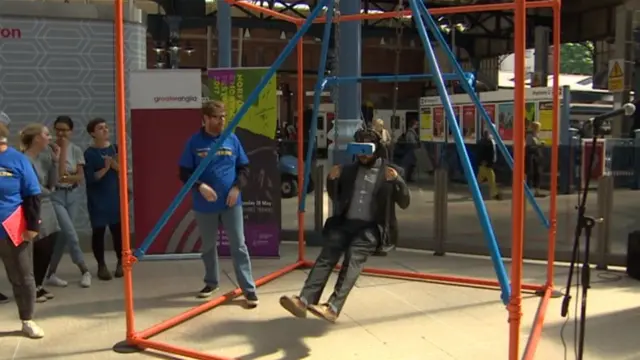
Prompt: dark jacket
<box><xmin>325</xmin><ymin>159</ymin><xmax>410</xmax><ymax>245</ymax></box>
<box><xmin>525</xmin><ymin>132</ymin><xmax>544</xmax><ymax>168</ymax></box>
<box><xmin>477</xmin><ymin>137</ymin><xmax>497</xmax><ymax>167</ymax></box>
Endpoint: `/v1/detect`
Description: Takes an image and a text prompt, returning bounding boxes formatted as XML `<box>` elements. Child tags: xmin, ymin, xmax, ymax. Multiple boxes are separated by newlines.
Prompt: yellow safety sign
<box><xmin>608</xmin><ymin>59</ymin><xmax>625</xmax><ymax>92</ymax></box>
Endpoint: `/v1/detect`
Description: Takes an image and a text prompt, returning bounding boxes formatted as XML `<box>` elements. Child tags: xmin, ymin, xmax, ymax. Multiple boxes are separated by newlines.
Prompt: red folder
<box><xmin>3</xmin><ymin>206</ymin><xmax>26</xmax><ymax>246</ymax></box>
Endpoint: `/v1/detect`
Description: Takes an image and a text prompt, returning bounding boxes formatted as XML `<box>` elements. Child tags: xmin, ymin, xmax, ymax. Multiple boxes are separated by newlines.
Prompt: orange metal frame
<box><xmin>113</xmin><ymin>0</ymin><xmax>561</xmax><ymax>359</ymax></box>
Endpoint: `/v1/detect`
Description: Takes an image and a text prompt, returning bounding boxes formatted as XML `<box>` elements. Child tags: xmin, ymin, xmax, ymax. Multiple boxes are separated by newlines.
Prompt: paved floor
<box><xmin>1</xmin><ymin>245</ymin><xmax>639</xmax><ymax>360</ymax></box>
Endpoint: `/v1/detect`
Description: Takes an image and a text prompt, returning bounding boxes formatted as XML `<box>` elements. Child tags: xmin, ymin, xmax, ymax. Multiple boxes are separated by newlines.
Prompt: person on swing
<box><xmin>279</xmin><ymin>128</ymin><xmax>411</xmax><ymax>323</ymax></box>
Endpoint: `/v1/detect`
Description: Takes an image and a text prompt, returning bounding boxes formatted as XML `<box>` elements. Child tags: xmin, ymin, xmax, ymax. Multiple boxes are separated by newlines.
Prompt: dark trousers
<box><xmin>33</xmin><ymin>233</ymin><xmax>57</xmax><ymax>288</ymax></box>
<box><xmin>0</xmin><ymin>240</ymin><xmax>36</xmax><ymax>320</ymax></box>
<box><xmin>300</xmin><ymin>219</ymin><xmax>378</xmax><ymax>314</ymax></box>
<box><xmin>401</xmin><ymin>150</ymin><xmax>417</xmax><ymax>182</ymax></box>
<box><xmin>527</xmin><ymin>158</ymin><xmax>542</xmax><ymax>189</ymax></box>
<box><xmin>91</xmin><ymin>223</ymin><xmax>123</xmax><ymax>266</ymax></box>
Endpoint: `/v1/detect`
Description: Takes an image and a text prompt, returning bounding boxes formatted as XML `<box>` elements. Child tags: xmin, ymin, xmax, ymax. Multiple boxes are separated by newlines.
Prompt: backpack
<box><xmin>396</xmin><ymin>132</ymin><xmax>407</xmax><ymax>144</ymax></box>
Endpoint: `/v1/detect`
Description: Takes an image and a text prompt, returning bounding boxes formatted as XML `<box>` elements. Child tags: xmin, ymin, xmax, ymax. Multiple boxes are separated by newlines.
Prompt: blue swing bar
<box><xmin>409</xmin><ymin>0</ymin><xmax>511</xmax><ymax>304</ymax></box>
<box><xmin>325</xmin><ymin>72</ymin><xmax>475</xmax><ymax>84</ymax></box>
<box><xmin>415</xmin><ymin>0</ymin><xmax>549</xmax><ymax>230</ymax></box>
<box><xmin>134</xmin><ymin>0</ymin><xmax>331</xmax><ymax>259</ymax></box>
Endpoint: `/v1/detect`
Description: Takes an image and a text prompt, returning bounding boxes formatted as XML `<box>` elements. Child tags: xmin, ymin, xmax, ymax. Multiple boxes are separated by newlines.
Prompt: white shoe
<box><xmin>45</xmin><ymin>274</ymin><xmax>68</xmax><ymax>288</ymax></box>
<box><xmin>22</xmin><ymin>320</ymin><xmax>44</xmax><ymax>339</ymax></box>
<box><xmin>80</xmin><ymin>272</ymin><xmax>92</xmax><ymax>288</ymax></box>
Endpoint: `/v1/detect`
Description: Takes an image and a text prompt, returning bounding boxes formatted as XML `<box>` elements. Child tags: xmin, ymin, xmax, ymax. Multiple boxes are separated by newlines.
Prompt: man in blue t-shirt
<box><xmin>178</xmin><ymin>100</ymin><xmax>258</xmax><ymax>307</ymax></box>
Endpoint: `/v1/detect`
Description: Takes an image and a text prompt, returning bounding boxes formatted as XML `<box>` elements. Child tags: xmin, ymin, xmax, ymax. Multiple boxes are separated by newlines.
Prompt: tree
<box><xmin>559</xmin><ymin>42</ymin><xmax>594</xmax><ymax>75</ymax></box>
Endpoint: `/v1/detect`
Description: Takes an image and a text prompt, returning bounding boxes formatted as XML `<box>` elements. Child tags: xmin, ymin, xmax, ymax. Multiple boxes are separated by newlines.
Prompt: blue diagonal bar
<box><xmin>134</xmin><ymin>0</ymin><xmax>330</xmax><ymax>259</ymax></box>
<box><xmin>409</xmin><ymin>0</ymin><xmax>511</xmax><ymax>304</ymax></box>
<box><xmin>325</xmin><ymin>73</ymin><xmax>473</xmax><ymax>84</ymax></box>
<box><xmin>416</xmin><ymin>0</ymin><xmax>549</xmax><ymax>230</ymax></box>
<box><xmin>299</xmin><ymin>2</ymin><xmax>335</xmax><ymax>212</ymax></box>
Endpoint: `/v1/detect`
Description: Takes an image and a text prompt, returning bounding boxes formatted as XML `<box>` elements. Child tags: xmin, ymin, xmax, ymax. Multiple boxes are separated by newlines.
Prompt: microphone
<box><xmin>589</xmin><ymin>101</ymin><xmax>637</xmax><ymax>124</ymax></box>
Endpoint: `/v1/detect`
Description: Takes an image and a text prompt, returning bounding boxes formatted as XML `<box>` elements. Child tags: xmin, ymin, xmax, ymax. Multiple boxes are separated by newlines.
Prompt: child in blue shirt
<box><xmin>178</xmin><ymin>101</ymin><xmax>258</xmax><ymax>307</ymax></box>
<box><xmin>83</xmin><ymin>118</ymin><xmax>123</xmax><ymax>281</ymax></box>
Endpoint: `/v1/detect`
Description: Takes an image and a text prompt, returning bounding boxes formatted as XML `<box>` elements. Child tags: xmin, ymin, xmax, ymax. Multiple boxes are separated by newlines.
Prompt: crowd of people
<box><xmin>0</xmin><ymin>115</ymin><xmax>123</xmax><ymax>339</ymax></box>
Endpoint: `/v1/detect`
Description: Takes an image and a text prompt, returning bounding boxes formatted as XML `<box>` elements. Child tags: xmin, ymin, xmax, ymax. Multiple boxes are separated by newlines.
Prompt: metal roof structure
<box><xmin>32</xmin><ymin>0</ymin><xmax>623</xmax><ymax>60</ymax></box>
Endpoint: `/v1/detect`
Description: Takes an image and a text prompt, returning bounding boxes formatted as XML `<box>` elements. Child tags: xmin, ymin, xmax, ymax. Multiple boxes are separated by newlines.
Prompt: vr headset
<box><xmin>347</xmin><ymin>142</ymin><xmax>376</xmax><ymax>156</ymax></box>
<box><xmin>346</xmin><ymin>128</ymin><xmax>380</xmax><ymax>156</ymax></box>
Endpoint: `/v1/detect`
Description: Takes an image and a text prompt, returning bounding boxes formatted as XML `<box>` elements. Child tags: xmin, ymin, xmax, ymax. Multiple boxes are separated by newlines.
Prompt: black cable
<box><xmin>559</xmin><ymin>115</ymin><xmax>602</xmax><ymax>360</ymax></box>
<box><xmin>559</xmin><ymin>270</ymin><xmax>623</xmax><ymax>360</ymax></box>
<box><xmin>558</xmin><ymin>110</ymin><xmax>627</xmax><ymax>360</ymax></box>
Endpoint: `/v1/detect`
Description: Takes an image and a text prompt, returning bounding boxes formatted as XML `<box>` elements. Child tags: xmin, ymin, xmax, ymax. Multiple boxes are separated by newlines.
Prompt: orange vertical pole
<box><xmin>509</xmin><ymin>0</ymin><xmax>527</xmax><ymax>358</ymax></box>
<box><xmin>296</xmin><ymin>30</ymin><xmax>306</xmax><ymax>262</ymax></box>
<box><xmin>114</xmin><ymin>0</ymin><xmax>135</xmax><ymax>340</ymax></box>
<box><xmin>547</xmin><ymin>0</ymin><xmax>561</xmax><ymax>289</ymax></box>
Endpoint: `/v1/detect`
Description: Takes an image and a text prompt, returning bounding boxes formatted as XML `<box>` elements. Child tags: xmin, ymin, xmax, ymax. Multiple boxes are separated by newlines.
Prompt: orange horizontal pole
<box><xmin>521</xmin><ymin>287</ymin><xmax>552</xmax><ymax>360</ymax></box>
<box><xmin>310</xmin><ymin>1</ymin><xmax>555</xmax><ymax>23</ymax></box>
<box><xmin>136</xmin><ymin>261</ymin><xmax>304</xmax><ymax>340</ymax></box>
<box><xmin>302</xmin><ymin>261</ymin><xmax>542</xmax><ymax>292</ymax></box>
<box><xmin>132</xmin><ymin>338</ymin><xmax>234</xmax><ymax>360</ymax></box>
<box><xmin>360</xmin><ymin>266</ymin><xmax>542</xmax><ymax>291</ymax></box>
<box><xmin>226</xmin><ymin>0</ymin><xmax>299</xmax><ymax>23</ymax></box>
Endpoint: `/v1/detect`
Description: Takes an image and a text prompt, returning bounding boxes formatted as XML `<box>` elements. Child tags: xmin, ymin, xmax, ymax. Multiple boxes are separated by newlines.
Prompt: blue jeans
<box><xmin>194</xmin><ymin>205</ymin><xmax>256</xmax><ymax>294</ymax></box>
<box><xmin>48</xmin><ymin>188</ymin><xmax>87</xmax><ymax>274</ymax></box>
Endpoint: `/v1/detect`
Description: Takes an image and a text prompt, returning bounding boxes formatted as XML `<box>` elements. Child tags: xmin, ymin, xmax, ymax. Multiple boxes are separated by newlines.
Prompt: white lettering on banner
<box><xmin>0</xmin><ymin>27</ymin><xmax>21</xmax><ymax>39</ymax></box>
<box><xmin>153</xmin><ymin>96</ymin><xmax>199</xmax><ymax>103</ymax></box>
<box><xmin>130</xmin><ymin>70</ymin><xmax>202</xmax><ymax>109</ymax></box>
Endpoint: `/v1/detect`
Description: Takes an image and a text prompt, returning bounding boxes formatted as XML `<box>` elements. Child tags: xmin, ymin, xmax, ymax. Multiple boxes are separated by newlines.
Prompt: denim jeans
<box><xmin>194</xmin><ymin>205</ymin><xmax>256</xmax><ymax>294</ymax></box>
<box><xmin>48</xmin><ymin>188</ymin><xmax>86</xmax><ymax>274</ymax></box>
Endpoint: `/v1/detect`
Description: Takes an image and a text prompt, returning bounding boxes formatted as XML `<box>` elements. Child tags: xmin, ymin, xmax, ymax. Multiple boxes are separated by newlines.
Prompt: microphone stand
<box><xmin>560</xmin><ymin>115</ymin><xmax>606</xmax><ymax>360</ymax></box>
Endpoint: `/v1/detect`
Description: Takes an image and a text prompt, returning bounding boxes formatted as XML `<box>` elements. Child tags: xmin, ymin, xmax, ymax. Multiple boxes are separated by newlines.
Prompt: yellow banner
<box><xmin>207</xmin><ymin>68</ymin><xmax>277</xmax><ymax>139</ymax></box>
<box><xmin>538</xmin><ymin>101</ymin><xmax>553</xmax><ymax>142</ymax></box>
<box><xmin>420</xmin><ymin>107</ymin><xmax>432</xmax><ymax>141</ymax></box>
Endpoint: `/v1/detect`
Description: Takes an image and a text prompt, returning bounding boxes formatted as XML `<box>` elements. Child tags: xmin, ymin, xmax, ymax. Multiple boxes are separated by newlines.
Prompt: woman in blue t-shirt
<box><xmin>0</xmin><ymin>123</ymin><xmax>45</xmax><ymax>338</ymax></box>
<box><xmin>83</xmin><ymin>118</ymin><xmax>122</xmax><ymax>281</ymax></box>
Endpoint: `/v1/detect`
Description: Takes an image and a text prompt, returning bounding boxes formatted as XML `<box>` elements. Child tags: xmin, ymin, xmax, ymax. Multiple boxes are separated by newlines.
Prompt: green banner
<box><xmin>205</xmin><ymin>67</ymin><xmax>281</xmax><ymax>257</ymax></box>
<box><xmin>206</xmin><ymin>68</ymin><xmax>277</xmax><ymax>139</ymax></box>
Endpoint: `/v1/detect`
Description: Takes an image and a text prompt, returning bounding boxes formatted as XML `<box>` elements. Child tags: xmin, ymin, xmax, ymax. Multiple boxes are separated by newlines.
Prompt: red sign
<box><xmin>462</xmin><ymin>105</ymin><xmax>476</xmax><ymax>140</ymax></box>
<box><xmin>0</xmin><ymin>28</ymin><xmax>21</xmax><ymax>39</ymax></box>
<box><xmin>131</xmin><ymin>108</ymin><xmax>202</xmax><ymax>255</ymax></box>
<box><xmin>433</xmin><ymin>107</ymin><xmax>444</xmax><ymax>138</ymax></box>
<box><xmin>481</xmin><ymin>104</ymin><xmax>496</xmax><ymax>134</ymax></box>
<box><xmin>581</xmin><ymin>139</ymin><xmax>606</xmax><ymax>187</ymax></box>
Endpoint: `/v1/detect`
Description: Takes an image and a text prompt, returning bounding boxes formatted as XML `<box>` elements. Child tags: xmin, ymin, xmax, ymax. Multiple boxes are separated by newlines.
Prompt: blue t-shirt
<box><xmin>179</xmin><ymin>130</ymin><xmax>249</xmax><ymax>213</ymax></box>
<box><xmin>0</xmin><ymin>147</ymin><xmax>41</xmax><ymax>240</ymax></box>
<box><xmin>84</xmin><ymin>145</ymin><xmax>121</xmax><ymax>227</ymax></box>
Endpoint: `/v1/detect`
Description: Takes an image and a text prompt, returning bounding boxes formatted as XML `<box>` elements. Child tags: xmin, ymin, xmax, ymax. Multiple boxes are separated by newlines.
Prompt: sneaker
<box><xmin>114</xmin><ymin>262</ymin><xmax>123</xmax><ymax>278</ymax></box>
<box><xmin>197</xmin><ymin>285</ymin><xmax>219</xmax><ymax>299</ymax></box>
<box><xmin>97</xmin><ymin>265</ymin><xmax>112</xmax><ymax>281</ymax></box>
<box><xmin>0</xmin><ymin>292</ymin><xmax>9</xmax><ymax>304</ymax></box>
<box><xmin>45</xmin><ymin>274</ymin><xmax>68</xmax><ymax>288</ymax></box>
<box><xmin>308</xmin><ymin>303</ymin><xmax>338</xmax><ymax>323</ymax></box>
<box><xmin>245</xmin><ymin>292</ymin><xmax>259</xmax><ymax>308</ymax></box>
<box><xmin>35</xmin><ymin>288</ymin><xmax>48</xmax><ymax>303</ymax></box>
<box><xmin>21</xmin><ymin>320</ymin><xmax>44</xmax><ymax>339</ymax></box>
<box><xmin>41</xmin><ymin>288</ymin><xmax>54</xmax><ymax>300</ymax></box>
<box><xmin>279</xmin><ymin>295</ymin><xmax>307</xmax><ymax>318</ymax></box>
<box><xmin>80</xmin><ymin>272</ymin><xmax>92</xmax><ymax>288</ymax></box>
